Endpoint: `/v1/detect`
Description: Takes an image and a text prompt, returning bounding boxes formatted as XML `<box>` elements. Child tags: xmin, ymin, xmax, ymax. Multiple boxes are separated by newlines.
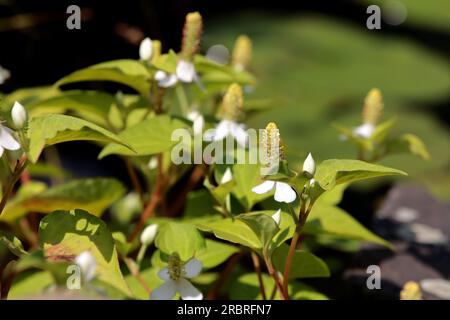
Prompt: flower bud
<box><xmin>362</xmin><ymin>88</ymin><xmax>383</xmax><ymax>125</ymax></box>
<box><xmin>11</xmin><ymin>101</ymin><xmax>27</xmax><ymax>129</ymax></box>
<box><xmin>181</xmin><ymin>12</ymin><xmax>203</xmax><ymax>61</ymax></box>
<box><xmin>218</xmin><ymin>83</ymin><xmax>243</xmax><ymax>121</ymax></box>
<box><xmin>220</xmin><ymin>167</ymin><xmax>233</xmax><ymax>184</ymax></box>
<box><xmin>152</xmin><ymin>40</ymin><xmax>162</xmax><ymax>61</ymax></box>
<box><xmin>75</xmin><ymin>251</ymin><xmax>97</xmax><ymax>282</ymax></box>
<box><xmin>303</xmin><ymin>153</ymin><xmax>316</xmax><ymax>177</ymax></box>
<box><xmin>139</xmin><ymin>37</ymin><xmax>153</xmax><ymax>61</ymax></box>
<box><xmin>272</xmin><ymin>209</ymin><xmax>281</xmax><ymax>226</ymax></box>
<box><xmin>176</xmin><ymin>60</ymin><xmax>195</xmax><ymax>83</ymax></box>
<box><xmin>232</xmin><ymin>35</ymin><xmax>252</xmax><ymax>71</ymax></box>
<box><xmin>140</xmin><ymin>224</ymin><xmax>158</xmax><ymax>245</ymax></box>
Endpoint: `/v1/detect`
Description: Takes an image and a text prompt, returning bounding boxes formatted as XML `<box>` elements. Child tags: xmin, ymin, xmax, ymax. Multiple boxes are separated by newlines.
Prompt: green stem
<box><xmin>175</xmin><ymin>84</ymin><xmax>190</xmax><ymax>116</ymax></box>
<box><xmin>0</xmin><ymin>156</ymin><xmax>28</xmax><ymax>216</ymax></box>
<box><xmin>136</xmin><ymin>243</ymin><xmax>148</xmax><ymax>267</ymax></box>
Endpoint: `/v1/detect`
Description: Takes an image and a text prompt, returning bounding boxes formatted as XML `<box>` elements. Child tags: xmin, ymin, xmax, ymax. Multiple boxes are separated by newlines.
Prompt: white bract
<box><xmin>252</xmin><ymin>180</ymin><xmax>296</xmax><ymax>203</ymax></box>
<box><xmin>139</xmin><ymin>37</ymin><xmax>153</xmax><ymax>61</ymax></box>
<box><xmin>75</xmin><ymin>251</ymin><xmax>97</xmax><ymax>282</ymax></box>
<box><xmin>176</xmin><ymin>60</ymin><xmax>196</xmax><ymax>83</ymax></box>
<box><xmin>140</xmin><ymin>224</ymin><xmax>158</xmax><ymax>245</ymax></box>
<box><xmin>0</xmin><ymin>65</ymin><xmax>10</xmax><ymax>84</ymax></box>
<box><xmin>11</xmin><ymin>101</ymin><xmax>27</xmax><ymax>129</ymax></box>
<box><xmin>272</xmin><ymin>209</ymin><xmax>281</xmax><ymax>226</ymax></box>
<box><xmin>303</xmin><ymin>153</ymin><xmax>316</xmax><ymax>176</ymax></box>
<box><xmin>154</xmin><ymin>70</ymin><xmax>178</xmax><ymax>88</ymax></box>
<box><xmin>353</xmin><ymin>123</ymin><xmax>375</xmax><ymax>139</ymax></box>
<box><xmin>220</xmin><ymin>167</ymin><xmax>233</xmax><ymax>184</ymax></box>
<box><xmin>151</xmin><ymin>258</ymin><xmax>203</xmax><ymax>300</ymax></box>
<box><xmin>187</xmin><ymin>110</ymin><xmax>204</xmax><ymax>136</ymax></box>
<box><xmin>204</xmin><ymin>119</ymin><xmax>248</xmax><ymax>148</ymax></box>
<box><xmin>0</xmin><ymin>124</ymin><xmax>20</xmax><ymax>157</ymax></box>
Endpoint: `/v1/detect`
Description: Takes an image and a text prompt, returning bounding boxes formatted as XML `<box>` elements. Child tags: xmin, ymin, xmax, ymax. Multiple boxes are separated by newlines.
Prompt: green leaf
<box><xmin>196</xmin><ymin>217</ymin><xmax>261</xmax><ymax>250</ymax></box>
<box><xmin>388</xmin><ymin>133</ymin><xmax>430</xmax><ymax>160</ymax></box>
<box><xmin>238</xmin><ymin>213</ymin><xmax>279</xmax><ymax>251</ymax></box>
<box><xmin>26</xmin><ymin>114</ymin><xmax>130</xmax><ymax>163</ymax></box>
<box><xmin>99</xmin><ymin>115</ymin><xmax>189</xmax><ymax>158</ymax></box>
<box><xmin>39</xmin><ymin>209</ymin><xmax>132</xmax><ymax>296</ymax></box>
<box><xmin>315</xmin><ymin>159</ymin><xmax>406</xmax><ymax>190</ymax></box>
<box><xmin>8</xmin><ymin>271</ymin><xmax>54</xmax><ymax>299</ymax></box>
<box><xmin>304</xmin><ymin>203</ymin><xmax>393</xmax><ymax>248</ymax></box>
<box><xmin>1</xmin><ymin>178</ymin><xmax>125</xmax><ymax>223</ymax></box>
<box><xmin>232</xmin><ymin>164</ymin><xmax>271</xmax><ymax>211</ymax></box>
<box><xmin>155</xmin><ymin>222</ymin><xmax>205</xmax><ymax>261</ymax></box>
<box><xmin>26</xmin><ymin>91</ymin><xmax>116</xmax><ymax>126</ymax></box>
<box><xmin>56</xmin><ymin>60</ymin><xmax>152</xmax><ymax>98</ymax></box>
<box><xmin>152</xmin><ymin>239</ymin><xmax>239</xmax><ymax>270</ymax></box>
<box><xmin>272</xmin><ymin>244</ymin><xmax>330</xmax><ymax>279</ymax></box>
<box><xmin>151</xmin><ymin>50</ymin><xmax>178</xmax><ymax>73</ymax></box>
<box><xmin>0</xmin><ymin>231</ymin><xmax>28</xmax><ymax>257</ymax></box>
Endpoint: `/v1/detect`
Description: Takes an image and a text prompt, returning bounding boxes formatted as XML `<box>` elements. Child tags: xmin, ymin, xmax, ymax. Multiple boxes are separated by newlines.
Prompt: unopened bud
<box><xmin>181</xmin><ymin>12</ymin><xmax>203</xmax><ymax>61</ymax></box>
<box><xmin>11</xmin><ymin>101</ymin><xmax>27</xmax><ymax>129</ymax></box>
<box><xmin>232</xmin><ymin>35</ymin><xmax>252</xmax><ymax>71</ymax></box>
<box><xmin>272</xmin><ymin>209</ymin><xmax>281</xmax><ymax>226</ymax></box>
<box><xmin>152</xmin><ymin>40</ymin><xmax>162</xmax><ymax>61</ymax></box>
<box><xmin>303</xmin><ymin>153</ymin><xmax>316</xmax><ymax>177</ymax></box>
<box><xmin>140</xmin><ymin>224</ymin><xmax>158</xmax><ymax>245</ymax></box>
<box><xmin>139</xmin><ymin>37</ymin><xmax>153</xmax><ymax>61</ymax></box>
<box><xmin>362</xmin><ymin>88</ymin><xmax>383</xmax><ymax>125</ymax></box>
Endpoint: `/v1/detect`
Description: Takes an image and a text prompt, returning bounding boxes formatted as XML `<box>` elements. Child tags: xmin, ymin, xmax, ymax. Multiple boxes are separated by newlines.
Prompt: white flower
<box><xmin>220</xmin><ymin>168</ymin><xmax>233</xmax><ymax>184</ymax></box>
<box><xmin>148</xmin><ymin>156</ymin><xmax>158</xmax><ymax>169</ymax></box>
<box><xmin>151</xmin><ymin>258</ymin><xmax>203</xmax><ymax>300</ymax></box>
<box><xmin>139</xmin><ymin>37</ymin><xmax>153</xmax><ymax>61</ymax></box>
<box><xmin>303</xmin><ymin>153</ymin><xmax>316</xmax><ymax>176</ymax></box>
<box><xmin>176</xmin><ymin>60</ymin><xmax>196</xmax><ymax>83</ymax></box>
<box><xmin>252</xmin><ymin>180</ymin><xmax>297</xmax><ymax>203</ymax></box>
<box><xmin>309</xmin><ymin>178</ymin><xmax>316</xmax><ymax>188</ymax></box>
<box><xmin>187</xmin><ymin>110</ymin><xmax>204</xmax><ymax>136</ymax></box>
<box><xmin>0</xmin><ymin>65</ymin><xmax>10</xmax><ymax>85</ymax></box>
<box><xmin>11</xmin><ymin>101</ymin><xmax>27</xmax><ymax>129</ymax></box>
<box><xmin>140</xmin><ymin>224</ymin><xmax>158</xmax><ymax>245</ymax></box>
<box><xmin>154</xmin><ymin>70</ymin><xmax>178</xmax><ymax>88</ymax></box>
<box><xmin>272</xmin><ymin>209</ymin><xmax>281</xmax><ymax>226</ymax></box>
<box><xmin>353</xmin><ymin>123</ymin><xmax>375</xmax><ymax>139</ymax></box>
<box><xmin>75</xmin><ymin>251</ymin><xmax>97</xmax><ymax>282</ymax></box>
<box><xmin>204</xmin><ymin>119</ymin><xmax>248</xmax><ymax>148</ymax></box>
<box><xmin>0</xmin><ymin>124</ymin><xmax>20</xmax><ymax>157</ymax></box>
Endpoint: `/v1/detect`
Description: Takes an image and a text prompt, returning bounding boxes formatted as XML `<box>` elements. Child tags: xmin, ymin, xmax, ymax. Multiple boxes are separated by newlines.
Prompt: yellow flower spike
<box><xmin>218</xmin><ymin>83</ymin><xmax>244</xmax><ymax>121</ymax></box>
<box><xmin>400</xmin><ymin>281</ymin><xmax>422</xmax><ymax>300</ymax></box>
<box><xmin>263</xmin><ymin>122</ymin><xmax>284</xmax><ymax>162</ymax></box>
<box><xmin>151</xmin><ymin>40</ymin><xmax>162</xmax><ymax>62</ymax></box>
<box><xmin>362</xmin><ymin>88</ymin><xmax>384</xmax><ymax>125</ymax></box>
<box><xmin>168</xmin><ymin>252</ymin><xmax>184</xmax><ymax>281</ymax></box>
<box><xmin>232</xmin><ymin>35</ymin><xmax>252</xmax><ymax>71</ymax></box>
<box><xmin>181</xmin><ymin>12</ymin><xmax>203</xmax><ymax>61</ymax></box>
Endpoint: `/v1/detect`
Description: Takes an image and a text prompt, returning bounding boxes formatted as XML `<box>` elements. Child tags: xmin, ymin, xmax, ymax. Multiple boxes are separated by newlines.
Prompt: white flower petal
<box><xmin>0</xmin><ymin>65</ymin><xmax>10</xmax><ymax>85</ymax></box>
<box><xmin>353</xmin><ymin>123</ymin><xmax>375</xmax><ymax>138</ymax></box>
<box><xmin>0</xmin><ymin>146</ymin><xmax>4</xmax><ymax>157</ymax></box>
<box><xmin>139</xmin><ymin>37</ymin><xmax>153</xmax><ymax>61</ymax></box>
<box><xmin>151</xmin><ymin>280</ymin><xmax>177</xmax><ymax>300</ymax></box>
<box><xmin>213</xmin><ymin>120</ymin><xmax>232</xmax><ymax>141</ymax></box>
<box><xmin>251</xmin><ymin>180</ymin><xmax>275</xmax><ymax>194</ymax></box>
<box><xmin>177</xmin><ymin>278</ymin><xmax>203</xmax><ymax>300</ymax></box>
<box><xmin>140</xmin><ymin>224</ymin><xmax>158</xmax><ymax>245</ymax></box>
<box><xmin>75</xmin><ymin>251</ymin><xmax>97</xmax><ymax>282</ymax></box>
<box><xmin>176</xmin><ymin>60</ymin><xmax>195</xmax><ymax>83</ymax></box>
<box><xmin>0</xmin><ymin>126</ymin><xmax>20</xmax><ymax>151</ymax></box>
<box><xmin>231</xmin><ymin>123</ymin><xmax>248</xmax><ymax>148</ymax></box>
<box><xmin>157</xmin><ymin>267</ymin><xmax>171</xmax><ymax>281</ymax></box>
<box><xmin>183</xmin><ymin>258</ymin><xmax>202</xmax><ymax>278</ymax></box>
<box><xmin>220</xmin><ymin>168</ymin><xmax>233</xmax><ymax>184</ymax></box>
<box><xmin>272</xmin><ymin>209</ymin><xmax>281</xmax><ymax>226</ymax></box>
<box><xmin>187</xmin><ymin>111</ymin><xmax>204</xmax><ymax>136</ymax></box>
<box><xmin>274</xmin><ymin>182</ymin><xmax>297</xmax><ymax>203</ymax></box>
